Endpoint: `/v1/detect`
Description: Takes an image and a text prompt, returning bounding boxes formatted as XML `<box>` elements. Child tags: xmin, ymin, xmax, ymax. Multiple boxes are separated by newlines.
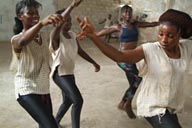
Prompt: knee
<box><xmin>73</xmin><ymin>96</ymin><xmax>83</xmax><ymax>107</ymax></box>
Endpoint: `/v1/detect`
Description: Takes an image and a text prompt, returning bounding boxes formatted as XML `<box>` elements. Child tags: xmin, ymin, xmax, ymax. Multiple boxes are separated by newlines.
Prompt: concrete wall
<box><xmin>0</xmin><ymin>0</ymin><xmax>56</xmax><ymax>42</ymax></box>
<box><xmin>0</xmin><ymin>0</ymin><xmax>192</xmax><ymax>42</ymax></box>
<box><xmin>131</xmin><ymin>0</ymin><xmax>192</xmax><ymax>43</ymax></box>
<box><xmin>54</xmin><ymin>0</ymin><xmax>121</xmax><ymax>33</ymax></box>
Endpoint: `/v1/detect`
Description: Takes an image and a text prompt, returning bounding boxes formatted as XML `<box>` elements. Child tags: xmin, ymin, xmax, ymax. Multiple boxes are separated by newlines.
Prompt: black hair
<box><xmin>121</xmin><ymin>5</ymin><xmax>132</xmax><ymax>13</ymax></box>
<box><xmin>13</xmin><ymin>0</ymin><xmax>42</xmax><ymax>34</ymax></box>
<box><xmin>159</xmin><ymin>9</ymin><xmax>192</xmax><ymax>39</ymax></box>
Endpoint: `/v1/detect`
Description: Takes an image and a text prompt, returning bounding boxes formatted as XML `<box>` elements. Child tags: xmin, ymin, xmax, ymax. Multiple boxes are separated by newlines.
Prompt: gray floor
<box><xmin>0</xmin><ymin>39</ymin><xmax>192</xmax><ymax>128</ymax></box>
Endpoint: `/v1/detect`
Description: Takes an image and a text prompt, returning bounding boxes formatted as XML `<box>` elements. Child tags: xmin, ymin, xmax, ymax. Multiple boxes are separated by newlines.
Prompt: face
<box><xmin>158</xmin><ymin>23</ymin><xmax>180</xmax><ymax>50</ymax></box>
<box><xmin>19</xmin><ymin>6</ymin><xmax>40</xmax><ymax>29</ymax></box>
<box><xmin>61</xmin><ymin>15</ymin><xmax>72</xmax><ymax>31</ymax></box>
<box><xmin>121</xmin><ymin>8</ymin><xmax>132</xmax><ymax>22</ymax></box>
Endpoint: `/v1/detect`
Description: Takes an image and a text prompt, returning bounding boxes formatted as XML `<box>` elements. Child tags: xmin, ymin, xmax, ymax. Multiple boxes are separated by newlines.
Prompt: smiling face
<box><xmin>121</xmin><ymin>6</ymin><xmax>132</xmax><ymax>22</ymax></box>
<box><xmin>18</xmin><ymin>6</ymin><xmax>40</xmax><ymax>29</ymax></box>
<box><xmin>158</xmin><ymin>22</ymin><xmax>181</xmax><ymax>51</ymax></box>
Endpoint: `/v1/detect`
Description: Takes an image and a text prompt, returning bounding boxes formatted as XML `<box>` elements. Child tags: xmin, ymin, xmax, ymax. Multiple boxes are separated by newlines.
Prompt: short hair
<box><xmin>159</xmin><ymin>9</ymin><xmax>192</xmax><ymax>39</ymax></box>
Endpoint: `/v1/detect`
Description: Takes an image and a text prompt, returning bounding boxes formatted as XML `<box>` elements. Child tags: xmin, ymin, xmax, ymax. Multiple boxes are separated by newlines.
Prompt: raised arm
<box><xmin>77</xmin><ymin>17</ymin><xmax>145</xmax><ymax>64</ymax></box>
<box><xmin>61</xmin><ymin>0</ymin><xmax>82</xmax><ymax>19</ymax></box>
<box><xmin>12</xmin><ymin>14</ymin><xmax>63</xmax><ymax>51</ymax></box>
<box><xmin>50</xmin><ymin>0</ymin><xmax>82</xmax><ymax>50</ymax></box>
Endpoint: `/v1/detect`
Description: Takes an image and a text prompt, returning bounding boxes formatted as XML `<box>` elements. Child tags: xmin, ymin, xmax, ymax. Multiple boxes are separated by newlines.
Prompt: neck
<box><xmin>164</xmin><ymin>45</ymin><xmax>180</xmax><ymax>59</ymax></box>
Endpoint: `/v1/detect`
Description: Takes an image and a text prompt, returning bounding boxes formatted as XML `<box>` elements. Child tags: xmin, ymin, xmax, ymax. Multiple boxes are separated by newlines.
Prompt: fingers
<box><xmin>42</xmin><ymin>14</ymin><xmax>64</xmax><ymax>26</ymax></box>
<box><xmin>76</xmin><ymin>16</ymin><xmax>95</xmax><ymax>38</ymax></box>
<box><xmin>76</xmin><ymin>16</ymin><xmax>85</xmax><ymax>28</ymax></box>
<box><xmin>77</xmin><ymin>32</ymin><xmax>86</xmax><ymax>40</ymax></box>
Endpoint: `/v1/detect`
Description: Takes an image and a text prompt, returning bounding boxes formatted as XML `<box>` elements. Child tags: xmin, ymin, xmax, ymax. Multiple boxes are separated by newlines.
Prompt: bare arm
<box><xmin>89</xmin><ymin>34</ymin><xmax>144</xmax><ymax>63</ymax></box>
<box><xmin>12</xmin><ymin>14</ymin><xmax>63</xmax><ymax>51</ymax></box>
<box><xmin>61</xmin><ymin>0</ymin><xmax>82</xmax><ymax>18</ymax></box>
<box><xmin>50</xmin><ymin>0</ymin><xmax>82</xmax><ymax>50</ymax></box>
<box><xmin>77</xmin><ymin>39</ymin><xmax>100</xmax><ymax>72</ymax></box>
<box><xmin>99</xmin><ymin>18</ymin><xmax>106</xmax><ymax>24</ymax></box>
<box><xmin>77</xmin><ymin>17</ymin><xmax>145</xmax><ymax>64</ymax></box>
<box><xmin>96</xmin><ymin>24</ymin><xmax>119</xmax><ymax>36</ymax></box>
<box><xmin>136</xmin><ymin>21</ymin><xmax>159</xmax><ymax>28</ymax></box>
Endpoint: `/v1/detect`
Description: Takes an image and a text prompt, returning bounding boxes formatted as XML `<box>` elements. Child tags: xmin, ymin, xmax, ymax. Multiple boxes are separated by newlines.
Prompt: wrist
<box><xmin>39</xmin><ymin>21</ymin><xmax>45</xmax><ymax>27</ymax></box>
<box><xmin>70</xmin><ymin>4</ymin><xmax>75</xmax><ymax>9</ymax></box>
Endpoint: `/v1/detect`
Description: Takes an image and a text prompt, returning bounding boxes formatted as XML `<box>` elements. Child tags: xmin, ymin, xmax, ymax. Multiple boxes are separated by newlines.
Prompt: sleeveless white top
<box><xmin>50</xmin><ymin>31</ymin><xmax>78</xmax><ymax>77</ymax></box>
<box><xmin>10</xmin><ymin>32</ymin><xmax>50</xmax><ymax>99</ymax></box>
<box><xmin>104</xmin><ymin>18</ymin><xmax>112</xmax><ymax>28</ymax></box>
<box><xmin>137</xmin><ymin>40</ymin><xmax>192</xmax><ymax>117</ymax></box>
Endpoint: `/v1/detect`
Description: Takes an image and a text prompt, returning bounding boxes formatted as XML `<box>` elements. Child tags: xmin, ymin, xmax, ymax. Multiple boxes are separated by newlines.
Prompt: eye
<box><xmin>158</xmin><ymin>32</ymin><xmax>163</xmax><ymax>37</ymax></box>
<box><xmin>168</xmin><ymin>34</ymin><xmax>174</xmax><ymax>38</ymax></box>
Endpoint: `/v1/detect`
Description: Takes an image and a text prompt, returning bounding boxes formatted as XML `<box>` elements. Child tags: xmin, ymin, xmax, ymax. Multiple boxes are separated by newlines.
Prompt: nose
<box><xmin>161</xmin><ymin>35</ymin><xmax>168</xmax><ymax>43</ymax></box>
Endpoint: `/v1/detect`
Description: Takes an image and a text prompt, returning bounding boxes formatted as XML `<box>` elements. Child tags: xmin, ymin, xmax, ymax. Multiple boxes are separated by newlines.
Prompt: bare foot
<box><xmin>118</xmin><ymin>99</ymin><xmax>126</xmax><ymax>110</ymax></box>
<box><xmin>123</xmin><ymin>99</ymin><xmax>136</xmax><ymax>119</ymax></box>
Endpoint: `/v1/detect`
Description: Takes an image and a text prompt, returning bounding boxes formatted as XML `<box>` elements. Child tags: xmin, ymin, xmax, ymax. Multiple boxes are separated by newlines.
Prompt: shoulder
<box><xmin>11</xmin><ymin>33</ymin><xmax>22</xmax><ymax>44</ymax></box>
<box><xmin>179</xmin><ymin>39</ymin><xmax>192</xmax><ymax>53</ymax></box>
<box><xmin>142</xmin><ymin>42</ymin><xmax>160</xmax><ymax>54</ymax></box>
<box><xmin>142</xmin><ymin>42</ymin><xmax>159</xmax><ymax>49</ymax></box>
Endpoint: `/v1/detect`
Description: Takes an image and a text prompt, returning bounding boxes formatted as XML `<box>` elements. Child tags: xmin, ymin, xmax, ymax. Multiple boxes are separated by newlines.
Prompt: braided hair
<box><xmin>13</xmin><ymin>0</ymin><xmax>42</xmax><ymax>34</ymax></box>
<box><xmin>159</xmin><ymin>9</ymin><xmax>192</xmax><ymax>39</ymax></box>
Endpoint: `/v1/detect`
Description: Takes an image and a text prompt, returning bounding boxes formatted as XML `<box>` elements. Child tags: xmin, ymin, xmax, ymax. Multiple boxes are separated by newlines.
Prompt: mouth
<box><xmin>32</xmin><ymin>19</ymin><xmax>39</xmax><ymax>24</ymax></box>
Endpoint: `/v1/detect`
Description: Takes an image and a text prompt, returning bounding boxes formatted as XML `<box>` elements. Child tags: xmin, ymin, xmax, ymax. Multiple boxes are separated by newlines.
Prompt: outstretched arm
<box><xmin>77</xmin><ymin>39</ymin><xmax>100</xmax><ymax>72</ymax></box>
<box><xmin>99</xmin><ymin>18</ymin><xmax>106</xmax><ymax>24</ymax></box>
<box><xmin>96</xmin><ymin>24</ymin><xmax>119</xmax><ymax>37</ymax></box>
<box><xmin>136</xmin><ymin>21</ymin><xmax>159</xmax><ymax>28</ymax></box>
<box><xmin>77</xmin><ymin>17</ymin><xmax>145</xmax><ymax>64</ymax></box>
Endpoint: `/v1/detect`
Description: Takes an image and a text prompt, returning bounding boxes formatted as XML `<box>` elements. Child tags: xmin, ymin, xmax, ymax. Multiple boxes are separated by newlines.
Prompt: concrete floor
<box><xmin>0</xmin><ymin>39</ymin><xmax>192</xmax><ymax>128</ymax></box>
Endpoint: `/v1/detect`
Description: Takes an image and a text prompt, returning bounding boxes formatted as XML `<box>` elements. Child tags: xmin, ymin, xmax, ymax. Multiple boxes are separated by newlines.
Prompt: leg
<box><xmin>117</xmin><ymin>63</ymin><xmax>142</xmax><ymax>118</ymax></box>
<box><xmin>53</xmin><ymin>71</ymin><xmax>83</xmax><ymax>128</ymax></box>
<box><xmin>106</xmin><ymin>34</ymin><xmax>111</xmax><ymax>43</ymax></box>
<box><xmin>17</xmin><ymin>94</ymin><xmax>58</xmax><ymax>128</ymax></box>
<box><xmin>145</xmin><ymin>110</ymin><xmax>182</xmax><ymax>128</ymax></box>
<box><xmin>55</xmin><ymin>91</ymin><xmax>72</xmax><ymax>124</ymax></box>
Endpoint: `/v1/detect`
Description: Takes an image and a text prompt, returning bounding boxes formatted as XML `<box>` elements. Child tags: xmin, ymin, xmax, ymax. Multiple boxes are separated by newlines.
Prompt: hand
<box><xmin>94</xmin><ymin>63</ymin><xmax>100</xmax><ymax>72</ymax></box>
<box><xmin>72</xmin><ymin>0</ymin><xmax>82</xmax><ymax>8</ymax></box>
<box><xmin>76</xmin><ymin>16</ymin><xmax>95</xmax><ymax>39</ymax></box>
<box><xmin>41</xmin><ymin>14</ymin><xmax>64</xmax><ymax>26</ymax></box>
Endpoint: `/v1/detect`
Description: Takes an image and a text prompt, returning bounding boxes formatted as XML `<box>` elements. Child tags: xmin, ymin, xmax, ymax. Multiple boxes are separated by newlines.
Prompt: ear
<box><xmin>17</xmin><ymin>13</ymin><xmax>23</xmax><ymax>21</ymax></box>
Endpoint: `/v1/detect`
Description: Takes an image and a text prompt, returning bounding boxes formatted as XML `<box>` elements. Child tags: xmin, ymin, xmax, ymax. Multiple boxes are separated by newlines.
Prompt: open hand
<box><xmin>76</xmin><ymin>16</ymin><xmax>95</xmax><ymax>39</ymax></box>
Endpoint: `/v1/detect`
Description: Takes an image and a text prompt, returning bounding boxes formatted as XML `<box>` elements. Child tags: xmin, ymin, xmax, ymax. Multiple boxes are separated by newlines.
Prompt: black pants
<box><xmin>145</xmin><ymin>110</ymin><xmax>182</xmax><ymax>128</ymax></box>
<box><xmin>53</xmin><ymin>70</ymin><xmax>83</xmax><ymax>128</ymax></box>
<box><xmin>17</xmin><ymin>94</ymin><xmax>58</xmax><ymax>128</ymax></box>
